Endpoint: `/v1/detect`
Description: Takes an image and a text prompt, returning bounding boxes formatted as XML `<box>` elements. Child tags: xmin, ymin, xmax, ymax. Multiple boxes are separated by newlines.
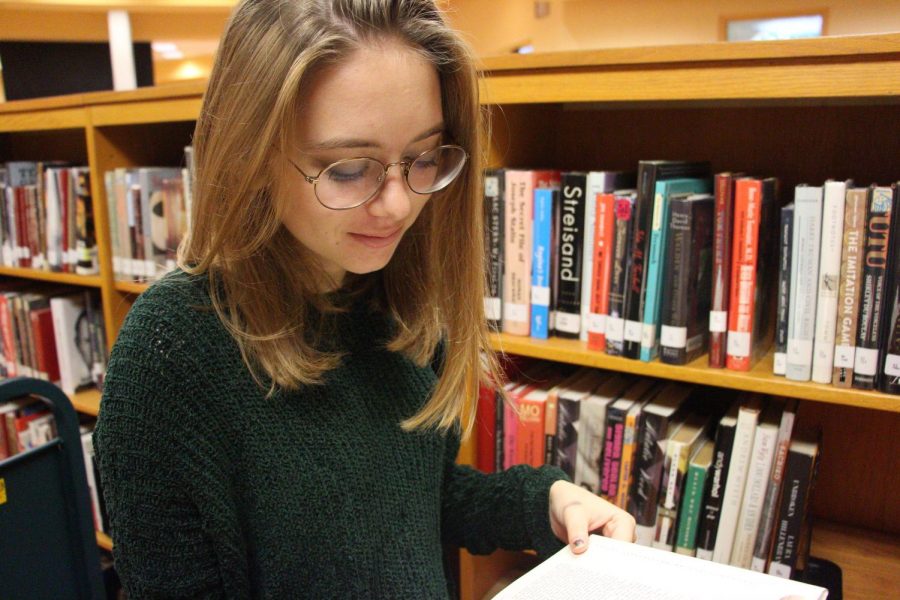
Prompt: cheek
<box><xmin>280</xmin><ymin>188</ymin><xmax>347</xmax><ymax>251</ymax></box>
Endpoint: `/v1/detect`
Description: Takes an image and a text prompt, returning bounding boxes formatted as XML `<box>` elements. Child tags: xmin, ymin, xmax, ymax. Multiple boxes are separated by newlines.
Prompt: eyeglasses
<box><xmin>287</xmin><ymin>144</ymin><xmax>468</xmax><ymax>210</ymax></box>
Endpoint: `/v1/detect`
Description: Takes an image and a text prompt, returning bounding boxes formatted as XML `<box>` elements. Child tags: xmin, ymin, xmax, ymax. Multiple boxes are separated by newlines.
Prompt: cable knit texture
<box><xmin>94</xmin><ymin>270</ymin><xmax>566</xmax><ymax>599</ymax></box>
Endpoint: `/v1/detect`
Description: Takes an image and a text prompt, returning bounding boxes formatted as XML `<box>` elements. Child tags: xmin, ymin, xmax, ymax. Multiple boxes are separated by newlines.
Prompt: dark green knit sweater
<box><xmin>94</xmin><ymin>271</ymin><xmax>566</xmax><ymax>599</ymax></box>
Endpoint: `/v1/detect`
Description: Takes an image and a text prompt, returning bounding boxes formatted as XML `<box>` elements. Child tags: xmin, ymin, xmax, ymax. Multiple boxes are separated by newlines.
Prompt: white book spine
<box><xmin>81</xmin><ymin>431</ymin><xmax>105</xmax><ymax>532</ymax></box>
<box><xmin>786</xmin><ymin>186</ymin><xmax>823</xmax><ymax>382</ymax></box>
<box><xmin>712</xmin><ymin>404</ymin><xmax>760</xmax><ymax>564</ymax></box>
<box><xmin>811</xmin><ymin>181</ymin><xmax>847</xmax><ymax>383</ymax></box>
<box><xmin>573</xmin><ymin>395</ymin><xmax>609</xmax><ymax>494</ymax></box>
<box><xmin>730</xmin><ymin>420</ymin><xmax>779</xmax><ymax>568</ymax></box>
<box><xmin>579</xmin><ymin>173</ymin><xmax>602</xmax><ymax>341</ymax></box>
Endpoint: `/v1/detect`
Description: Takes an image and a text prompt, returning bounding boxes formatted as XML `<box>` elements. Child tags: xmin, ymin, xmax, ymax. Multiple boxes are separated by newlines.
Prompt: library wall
<box><xmin>447</xmin><ymin>0</ymin><xmax>900</xmax><ymax>55</ymax></box>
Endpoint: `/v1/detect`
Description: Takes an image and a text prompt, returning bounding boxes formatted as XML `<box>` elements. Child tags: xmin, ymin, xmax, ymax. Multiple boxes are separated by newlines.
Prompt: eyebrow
<box><xmin>300</xmin><ymin>123</ymin><xmax>445</xmax><ymax>152</ymax></box>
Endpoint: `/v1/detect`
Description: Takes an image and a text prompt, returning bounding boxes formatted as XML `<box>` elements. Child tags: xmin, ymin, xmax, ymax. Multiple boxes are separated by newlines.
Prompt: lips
<box><xmin>348</xmin><ymin>227</ymin><xmax>403</xmax><ymax>249</ymax></box>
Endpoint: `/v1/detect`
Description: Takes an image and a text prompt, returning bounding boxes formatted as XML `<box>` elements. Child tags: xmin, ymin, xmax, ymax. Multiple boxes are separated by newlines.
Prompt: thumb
<box><xmin>560</xmin><ymin>501</ymin><xmax>590</xmax><ymax>554</ymax></box>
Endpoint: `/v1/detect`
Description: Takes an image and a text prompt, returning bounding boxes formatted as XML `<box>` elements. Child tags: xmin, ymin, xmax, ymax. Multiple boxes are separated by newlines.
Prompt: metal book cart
<box><xmin>0</xmin><ymin>377</ymin><xmax>105</xmax><ymax>599</ymax></box>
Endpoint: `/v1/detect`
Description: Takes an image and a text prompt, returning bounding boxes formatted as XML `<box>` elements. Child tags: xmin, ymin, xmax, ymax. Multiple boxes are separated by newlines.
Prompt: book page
<box><xmin>494</xmin><ymin>535</ymin><xmax>827</xmax><ymax>600</ymax></box>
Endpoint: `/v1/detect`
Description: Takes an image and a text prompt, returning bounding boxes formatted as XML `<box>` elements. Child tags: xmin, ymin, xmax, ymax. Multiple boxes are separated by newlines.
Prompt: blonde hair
<box><xmin>181</xmin><ymin>0</ymin><xmax>499</xmax><ymax>435</ymax></box>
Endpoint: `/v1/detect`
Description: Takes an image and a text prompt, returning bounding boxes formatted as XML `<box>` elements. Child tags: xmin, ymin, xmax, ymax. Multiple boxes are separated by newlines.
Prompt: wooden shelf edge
<box><xmin>70</xmin><ymin>387</ymin><xmax>101</xmax><ymax>417</ymax></box>
<box><xmin>488</xmin><ymin>333</ymin><xmax>900</xmax><ymax>413</ymax></box>
<box><xmin>114</xmin><ymin>281</ymin><xmax>151</xmax><ymax>295</ymax></box>
<box><xmin>0</xmin><ymin>266</ymin><xmax>102</xmax><ymax>288</ymax></box>
<box><xmin>96</xmin><ymin>531</ymin><xmax>113</xmax><ymax>552</ymax></box>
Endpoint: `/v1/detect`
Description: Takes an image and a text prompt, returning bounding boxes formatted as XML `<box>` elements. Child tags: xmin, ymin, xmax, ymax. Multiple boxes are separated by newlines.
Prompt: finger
<box><xmin>561</xmin><ymin>501</ymin><xmax>590</xmax><ymax>554</ymax></box>
<box><xmin>600</xmin><ymin>510</ymin><xmax>637</xmax><ymax>543</ymax></box>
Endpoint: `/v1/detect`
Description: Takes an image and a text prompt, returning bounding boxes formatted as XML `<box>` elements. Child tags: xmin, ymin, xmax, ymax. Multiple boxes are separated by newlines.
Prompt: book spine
<box><xmin>653</xmin><ymin>440</ymin><xmax>690</xmax><ymax>551</ymax></box>
<box><xmin>786</xmin><ymin>186</ymin><xmax>824</xmax><ymax>381</ymax></box>
<box><xmin>579</xmin><ymin>174</ymin><xmax>601</xmax><ymax>341</ymax></box>
<box><xmin>531</xmin><ymin>188</ymin><xmax>554</xmax><ymax>339</ymax></box>
<box><xmin>768</xmin><ymin>445</ymin><xmax>819</xmax><ymax>579</ymax></box>
<box><xmin>854</xmin><ymin>185</ymin><xmax>895</xmax><ymax>389</ymax></box>
<box><xmin>880</xmin><ymin>185</ymin><xmax>900</xmax><ymax>394</ymax></box>
<box><xmin>833</xmin><ymin>189</ymin><xmax>868</xmax><ymax>387</ymax></box>
<box><xmin>640</xmin><ymin>184</ymin><xmax>669</xmax><ymax>362</ymax></box>
<box><xmin>811</xmin><ymin>181</ymin><xmax>848</xmax><ymax>383</ymax></box>
<box><xmin>623</xmin><ymin>164</ymin><xmax>656</xmax><ymax>359</ymax></box>
<box><xmin>774</xmin><ymin>204</ymin><xmax>794</xmax><ymax>376</ymax></box>
<box><xmin>503</xmin><ymin>389</ymin><xmax>519</xmax><ymax>470</ymax></box>
<box><xmin>600</xmin><ymin>405</ymin><xmax>626</xmax><ymax>499</ymax></box>
<box><xmin>554</xmin><ymin>173</ymin><xmax>587</xmax><ymax>338</ymax></box>
<box><xmin>709</xmin><ymin>173</ymin><xmax>734</xmax><ymax>369</ymax></box>
<box><xmin>574</xmin><ymin>394</ymin><xmax>609</xmax><ymax>494</ymax></box>
<box><xmin>606</xmin><ymin>194</ymin><xmax>635</xmax><ymax>356</ymax></box>
<box><xmin>587</xmin><ymin>193</ymin><xmax>616</xmax><ymax>351</ymax></box>
<box><xmin>494</xmin><ymin>387</ymin><xmax>505</xmax><ymax>472</ymax></box>
<box><xmin>484</xmin><ymin>170</ymin><xmax>504</xmax><ymax>330</ymax></box>
<box><xmin>555</xmin><ymin>397</ymin><xmax>580</xmax><ymax>480</ymax></box>
<box><xmin>516</xmin><ymin>394</ymin><xmax>547</xmax><ymax>468</ymax></box>
<box><xmin>544</xmin><ymin>388</ymin><xmax>559</xmax><ymax>466</ymax></box>
<box><xmin>730</xmin><ymin>421</ymin><xmax>779</xmax><ymax>568</ymax></box>
<box><xmin>726</xmin><ymin>179</ymin><xmax>762</xmax><ymax>371</ymax></box>
<box><xmin>629</xmin><ymin>410</ymin><xmax>668</xmax><ymax>545</ymax></box>
<box><xmin>614</xmin><ymin>408</ymin><xmax>640</xmax><ymax>509</ymax></box>
<box><xmin>685</xmin><ymin>197</ymin><xmax>715</xmax><ymax>364</ymax></box>
<box><xmin>475</xmin><ymin>383</ymin><xmax>496</xmax><ymax>473</ymax></box>
<box><xmin>502</xmin><ymin>171</ymin><xmax>532</xmax><ymax>336</ymax></box>
<box><xmin>675</xmin><ymin>456</ymin><xmax>710</xmax><ymax>556</ymax></box>
<box><xmin>659</xmin><ymin>196</ymin><xmax>691</xmax><ymax>365</ymax></box>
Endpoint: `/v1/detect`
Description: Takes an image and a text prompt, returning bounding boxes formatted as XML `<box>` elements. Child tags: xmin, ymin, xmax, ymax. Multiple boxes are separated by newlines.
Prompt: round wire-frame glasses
<box><xmin>287</xmin><ymin>144</ymin><xmax>468</xmax><ymax>210</ymax></box>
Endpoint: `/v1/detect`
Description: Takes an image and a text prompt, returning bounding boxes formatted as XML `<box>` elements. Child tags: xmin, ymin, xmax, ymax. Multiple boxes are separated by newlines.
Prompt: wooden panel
<box><xmin>799</xmin><ymin>403</ymin><xmax>900</xmax><ymax>534</ymax></box>
<box><xmin>90</xmin><ymin>97</ymin><xmax>202</xmax><ymax>126</ymax></box>
<box><xmin>489</xmin><ymin>334</ymin><xmax>900</xmax><ymax>413</ymax></box>
<box><xmin>811</xmin><ymin>522</ymin><xmax>900</xmax><ymax>600</ymax></box>
<box><xmin>0</xmin><ymin>129</ymin><xmax>88</xmax><ymax>165</ymax></box>
<box><xmin>70</xmin><ymin>388</ymin><xmax>101</xmax><ymax>417</ymax></box>
<box><xmin>481</xmin><ymin>61</ymin><xmax>900</xmax><ymax>105</ymax></box>
<box><xmin>0</xmin><ymin>107</ymin><xmax>87</xmax><ymax>132</ymax></box>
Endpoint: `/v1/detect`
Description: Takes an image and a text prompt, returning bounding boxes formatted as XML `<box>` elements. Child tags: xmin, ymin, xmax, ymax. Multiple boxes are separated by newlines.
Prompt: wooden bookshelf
<box><xmin>0</xmin><ymin>33</ymin><xmax>898</xmax><ymax>600</ymax></box>
<box><xmin>114</xmin><ymin>281</ymin><xmax>151</xmax><ymax>295</ymax></box>
<box><xmin>96</xmin><ymin>531</ymin><xmax>113</xmax><ymax>552</ymax></box>
<box><xmin>70</xmin><ymin>387</ymin><xmax>102</xmax><ymax>417</ymax></box>
<box><xmin>0</xmin><ymin>266</ymin><xmax>103</xmax><ymax>288</ymax></box>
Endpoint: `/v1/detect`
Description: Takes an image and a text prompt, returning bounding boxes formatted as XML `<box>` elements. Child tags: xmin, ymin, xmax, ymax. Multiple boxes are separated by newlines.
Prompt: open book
<box><xmin>494</xmin><ymin>535</ymin><xmax>827</xmax><ymax>600</ymax></box>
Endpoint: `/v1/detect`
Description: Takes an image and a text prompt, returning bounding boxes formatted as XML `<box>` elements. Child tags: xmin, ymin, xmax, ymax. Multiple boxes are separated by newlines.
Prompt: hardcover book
<box><xmin>695</xmin><ymin>402</ymin><xmax>739</xmax><ymax>561</ymax></box>
<box><xmin>553</xmin><ymin>369</ymin><xmax>608</xmax><ymax>479</ymax></box>
<box><xmin>674</xmin><ymin>438</ymin><xmax>715</xmax><ymax>556</ymax></box>
<box><xmin>832</xmin><ymin>188</ymin><xmax>868</xmax><ymax>387</ymax></box>
<box><xmin>606</xmin><ymin>191</ymin><xmax>637</xmax><ymax>356</ymax></box>
<box><xmin>774</xmin><ymin>203</ymin><xmax>794</xmax><ymax>376</ymax></box>
<box><xmin>574</xmin><ymin>375</ymin><xmax>633</xmax><ymax>493</ymax></box>
<box><xmin>483</xmin><ymin>169</ymin><xmax>505</xmax><ymax>329</ymax></box>
<box><xmin>709</xmin><ymin>173</ymin><xmax>740</xmax><ymax>368</ymax></box>
<box><xmin>659</xmin><ymin>193</ymin><xmax>715</xmax><ymax>365</ymax></box>
<box><xmin>554</xmin><ymin>172</ymin><xmax>588</xmax><ymax>338</ymax></box>
<box><xmin>586</xmin><ymin>192</ymin><xmax>617</xmax><ymax>352</ymax></box>
<box><xmin>531</xmin><ymin>188</ymin><xmax>555</xmax><ymax>339</ymax></box>
<box><xmin>879</xmin><ymin>184</ymin><xmax>900</xmax><ymax>395</ymax></box>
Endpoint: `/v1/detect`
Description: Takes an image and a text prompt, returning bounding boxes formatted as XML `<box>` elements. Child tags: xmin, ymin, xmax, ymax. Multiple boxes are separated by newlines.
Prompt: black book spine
<box><xmin>660</xmin><ymin>196</ymin><xmax>691</xmax><ymax>365</ymax></box>
<box><xmin>775</xmin><ymin>204</ymin><xmax>795</xmax><ymax>375</ymax></box>
<box><xmin>694</xmin><ymin>417</ymin><xmax>737</xmax><ymax>557</ymax></box>
<box><xmin>752</xmin><ymin>178</ymin><xmax>780</xmax><ymax>363</ymax></box>
<box><xmin>494</xmin><ymin>388</ymin><xmax>504</xmax><ymax>473</ymax></box>
<box><xmin>607</xmin><ymin>193</ymin><xmax>636</xmax><ymax>356</ymax></box>
<box><xmin>555</xmin><ymin>397</ymin><xmax>580</xmax><ymax>480</ymax></box>
<box><xmin>878</xmin><ymin>184</ymin><xmax>900</xmax><ymax>394</ymax></box>
<box><xmin>854</xmin><ymin>185</ymin><xmax>895</xmax><ymax>389</ymax></box>
<box><xmin>686</xmin><ymin>196</ymin><xmax>715</xmax><ymax>363</ymax></box>
<box><xmin>627</xmin><ymin>410</ymin><xmax>668</xmax><ymax>527</ymax></box>
<box><xmin>769</xmin><ymin>443</ymin><xmax>820</xmax><ymax>578</ymax></box>
<box><xmin>554</xmin><ymin>172</ymin><xmax>587</xmax><ymax>338</ymax></box>
<box><xmin>484</xmin><ymin>169</ymin><xmax>504</xmax><ymax>330</ymax></box>
<box><xmin>600</xmin><ymin>403</ymin><xmax>628</xmax><ymax>499</ymax></box>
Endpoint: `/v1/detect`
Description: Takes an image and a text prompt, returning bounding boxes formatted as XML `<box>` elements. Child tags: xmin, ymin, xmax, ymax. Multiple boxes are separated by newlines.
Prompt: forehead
<box><xmin>293</xmin><ymin>40</ymin><xmax>444</xmax><ymax>149</ymax></box>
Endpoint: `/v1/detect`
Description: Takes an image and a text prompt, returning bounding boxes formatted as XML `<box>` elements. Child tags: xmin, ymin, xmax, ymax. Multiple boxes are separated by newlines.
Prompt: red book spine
<box><xmin>588</xmin><ymin>192</ymin><xmax>616</xmax><ymax>351</ymax></box>
<box><xmin>726</xmin><ymin>179</ymin><xmax>762</xmax><ymax>371</ymax></box>
<box><xmin>709</xmin><ymin>174</ymin><xmax>735</xmax><ymax>367</ymax></box>
<box><xmin>475</xmin><ymin>382</ymin><xmax>496</xmax><ymax>473</ymax></box>
<box><xmin>0</xmin><ymin>295</ymin><xmax>18</xmax><ymax>377</ymax></box>
<box><xmin>30</xmin><ymin>308</ymin><xmax>60</xmax><ymax>384</ymax></box>
<box><xmin>515</xmin><ymin>392</ymin><xmax>547</xmax><ymax>468</ymax></box>
<box><xmin>16</xmin><ymin>188</ymin><xmax>30</xmax><ymax>268</ymax></box>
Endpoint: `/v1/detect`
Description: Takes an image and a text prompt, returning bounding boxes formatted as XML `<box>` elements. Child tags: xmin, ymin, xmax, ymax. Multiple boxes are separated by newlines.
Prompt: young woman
<box><xmin>94</xmin><ymin>0</ymin><xmax>635</xmax><ymax>596</ymax></box>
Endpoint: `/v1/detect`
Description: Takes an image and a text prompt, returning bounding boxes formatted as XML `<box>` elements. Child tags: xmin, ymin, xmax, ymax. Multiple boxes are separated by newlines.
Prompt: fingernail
<box><xmin>572</xmin><ymin>538</ymin><xmax>585</xmax><ymax>549</ymax></box>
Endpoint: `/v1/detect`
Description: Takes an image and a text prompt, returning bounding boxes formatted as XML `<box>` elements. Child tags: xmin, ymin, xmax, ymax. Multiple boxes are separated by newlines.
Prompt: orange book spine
<box><xmin>588</xmin><ymin>193</ymin><xmax>616</xmax><ymax>351</ymax></box>
<box><xmin>515</xmin><ymin>392</ymin><xmax>547</xmax><ymax>468</ymax></box>
<box><xmin>726</xmin><ymin>179</ymin><xmax>762</xmax><ymax>371</ymax></box>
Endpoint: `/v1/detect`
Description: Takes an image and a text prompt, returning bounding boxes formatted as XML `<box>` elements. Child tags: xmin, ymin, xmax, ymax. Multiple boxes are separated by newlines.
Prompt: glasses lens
<box><xmin>407</xmin><ymin>145</ymin><xmax>468</xmax><ymax>194</ymax></box>
<box><xmin>316</xmin><ymin>158</ymin><xmax>383</xmax><ymax>209</ymax></box>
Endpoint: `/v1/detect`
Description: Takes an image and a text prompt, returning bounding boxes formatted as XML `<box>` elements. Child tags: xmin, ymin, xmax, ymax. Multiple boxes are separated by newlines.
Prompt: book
<box><xmin>628</xmin><ymin>381</ymin><xmax>693</xmax><ymax>546</ymax></box>
<box><xmin>786</xmin><ymin>185</ymin><xmax>824</xmax><ymax>381</ymax></box>
<box><xmin>768</xmin><ymin>431</ymin><xmax>822</xmax><ymax>580</ymax></box>
<box><xmin>659</xmin><ymin>192</ymin><xmax>715</xmax><ymax>365</ymax></box>
<box><xmin>599</xmin><ymin>383</ymin><xmax>649</xmax><ymax>500</ymax></box>
<box><xmin>574</xmin><ymin>375</ymin><xmax>632</xmax><ymax>493</ymax></box>
<box><xmin>726</xmin><ymin>178</ymin><xmax>778</xmax><ymax>371</ymax></box>
<box><xmin>653</xmin><ymin>411</ymin><xmax>711</xmax><ymax>551</ymax></box>
<box><xmin>606</xmin><ymin>191</ymin><xmax>637</xmax><ymax>356</ymax></box>
<box><xmin>709</xmin><ymin>173</ymin><xmax>740</xmax><ymax>368</ymax></box>
<box><xmin>613</xmin><ymin>398</ymin><xmax>645</xmax><ymax>510</ymax></box>
<box><xmin>751</xmin><ymin>399</ymin><xmax>798</xmax><ymax>572</ymax></box>
<box><xmin>554</xmin><ymin>172</ymin><xmax>587</xmax><ymax>338</ymax></box>
<box><xmin>641</xmin><ymin>177</ymin><xmax>711</xmax><ymax>362</ymax></box>
<box><xmin>586</xmin><ymin>191</ymin><xmax>617</xmax><ymax>351</ymax></box>
<box><xmin>694</xmin><ymin>401</ymin><xmax>739</xmax><ymax>561</ymax></box>
<box><xmin>623</xmin><ymin>161</ymin><xmax>710</xmax><ymax>359</ymax></box>
<box><xmin>853</xmin><ymin>184</ymin><xmax>896</xmax><ymax>389</ymax></box>
<box><xmin>712</xmin><ymin>395</ymin><xmax>763</xmax><ymax>564</ymax></box>
<box><xmin>811</xmin><ymin>180</ymin><xmax>849</xmax><ymax>383</ymax></box>
<box><xmin>580</xmin><ymin>171</ymin><xmax>635</xmax><ymax>342</ymax></box>
<box><xmin>832</xmin><ymin>187</ymin><xmax>868</xmax><ymax>387</ymax></box>
<box><xmin>493</xmin><ymin>534</ymin><xmax>828</xmax><ymax>600</ymax></box>
<box><xmin>774</xmin><ymin>203</ymin><xmax>794</xmax><ymax>376</ymax></box>
<box><xmin>730</xmin><ymin>401</ymin><xmax>783</xmax><ymax>568</ymax></box>
<box><xmin>475</xmin><ymin>381</ymin><xmax>497</xmax><ymax>473</ymax></box>
<box><xmin>50</xmin><ymin>293</ymin><xmax>94</xmax><ymax>395</ymax></box>
<box><xmin>553</xmin><ymin>369</ymin><xmax>608</xmax><ymax>478</ymax></box>
<box><xmin>880</xmin><ymin>184</ymin><xmax>900</xmax><ymax>395</ymax></box>
<box><xmin>73</xmin><ymin>167</ymin><xmax>99</xmax><ymax>275</ymax></box>
<box><xmin>674</xmin><ymin>438</ymin><xmax>715</xmax><ymax>556</ymax></box>
<box><xmin>484</xmin><ymin>169</ymin><xmax>504</xmax><ymax>330</ymax></box>
<box><xmin>531</xmin><ymin>188</ymin><xmax>555</xmax><ymax>339</ymax></box>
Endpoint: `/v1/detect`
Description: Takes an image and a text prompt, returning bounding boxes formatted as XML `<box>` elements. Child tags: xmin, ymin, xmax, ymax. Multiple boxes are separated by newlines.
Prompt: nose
<box><xmin>366</xmin><ymin>163</ymin><xmax>413</xmax><ymax>220</ymax></box>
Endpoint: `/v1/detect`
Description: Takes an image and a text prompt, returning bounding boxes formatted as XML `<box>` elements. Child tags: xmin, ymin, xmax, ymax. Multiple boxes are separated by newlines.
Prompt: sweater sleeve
<box><xmin>93</xmin><ymin>285</ymin><xmax>249</xmax><ymax>598</ymax></box>
<box><xmin>440</xmin><ymin>431</ymin><xmax>568</xmax><ymax>558</ymax></box>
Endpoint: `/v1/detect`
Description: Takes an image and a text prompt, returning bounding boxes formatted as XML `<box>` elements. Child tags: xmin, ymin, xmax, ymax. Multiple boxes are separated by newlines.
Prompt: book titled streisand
<box><xmin>483</xmin><ymin>169</ymin><xmax>504</xmax><ymax>330</ymax></box>
<box><xmin>554</xmin><ymin>172</ymin><xmax>588</xmax><ymax>338</ymax></box>
<box><xmin>623</xmin><ymin>161</ymin><xmax>710</xmax><ymax>359</ymax></box>
<box><xmin>493</xmin><ymin>535</ymin><xmax>828</xmax><ymax>600</ymax></box>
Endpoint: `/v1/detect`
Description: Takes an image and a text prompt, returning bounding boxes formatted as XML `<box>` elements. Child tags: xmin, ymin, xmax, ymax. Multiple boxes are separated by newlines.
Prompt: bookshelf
<box><xmin>1</xmin><ymin>33</ymin><xmax>899</xmax><ymax>600</ymax></box>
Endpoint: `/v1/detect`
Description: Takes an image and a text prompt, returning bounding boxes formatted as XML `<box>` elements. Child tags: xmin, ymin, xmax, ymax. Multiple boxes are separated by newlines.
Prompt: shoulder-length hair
<box><xmin>180</xmin><ymin>0</ymin><xmax>500</xmax><ymax>435</ymax></box>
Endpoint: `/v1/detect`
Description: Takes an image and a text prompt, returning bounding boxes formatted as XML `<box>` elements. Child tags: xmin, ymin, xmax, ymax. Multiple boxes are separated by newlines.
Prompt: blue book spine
<box><xmin>531</xmin><ymin>188</ymin><xmax>554</xmax><ymax>339</ymax></box>
<box><xmin>640</xmin><ymin>177</ymin><xmax>712</xmax><ymax>361</ymax></box>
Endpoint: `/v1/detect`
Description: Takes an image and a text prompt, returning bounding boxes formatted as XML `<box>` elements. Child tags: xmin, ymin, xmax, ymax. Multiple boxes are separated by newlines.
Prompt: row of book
<box><xmin>476</xmin><ymin>363</ymin><xmax>820</xmax><ymax>579</ymax></box>
<box><xmin>0</xmin><ymin>284</ymin><xmax>107</xmax><ymax>396</ymax></box>
<box><xmin>0</xmin><ymin>161</ymin><xmax>99</xmax><ymax>275</ymax></box>
<box><xmin>105</xmin><ymin>145</ymin><xmax>194</xmax><ymax>282</ymax></box>
<box><xmin>774</xmin><ymin>181</ymin><xmax>900</xmax><ymax>393</ymax></box>
<box><xmin>0</xmin><ymin>402</ymin><xmax>107</xmax><ymax>534</ymax></box>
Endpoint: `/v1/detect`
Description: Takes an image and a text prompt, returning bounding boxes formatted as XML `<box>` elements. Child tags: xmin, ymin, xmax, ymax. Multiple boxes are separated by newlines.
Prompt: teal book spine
<box><xmin>640</xmin><ymin>177</ymin><xmax>711</xmax><ymax>362</ymax></box>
